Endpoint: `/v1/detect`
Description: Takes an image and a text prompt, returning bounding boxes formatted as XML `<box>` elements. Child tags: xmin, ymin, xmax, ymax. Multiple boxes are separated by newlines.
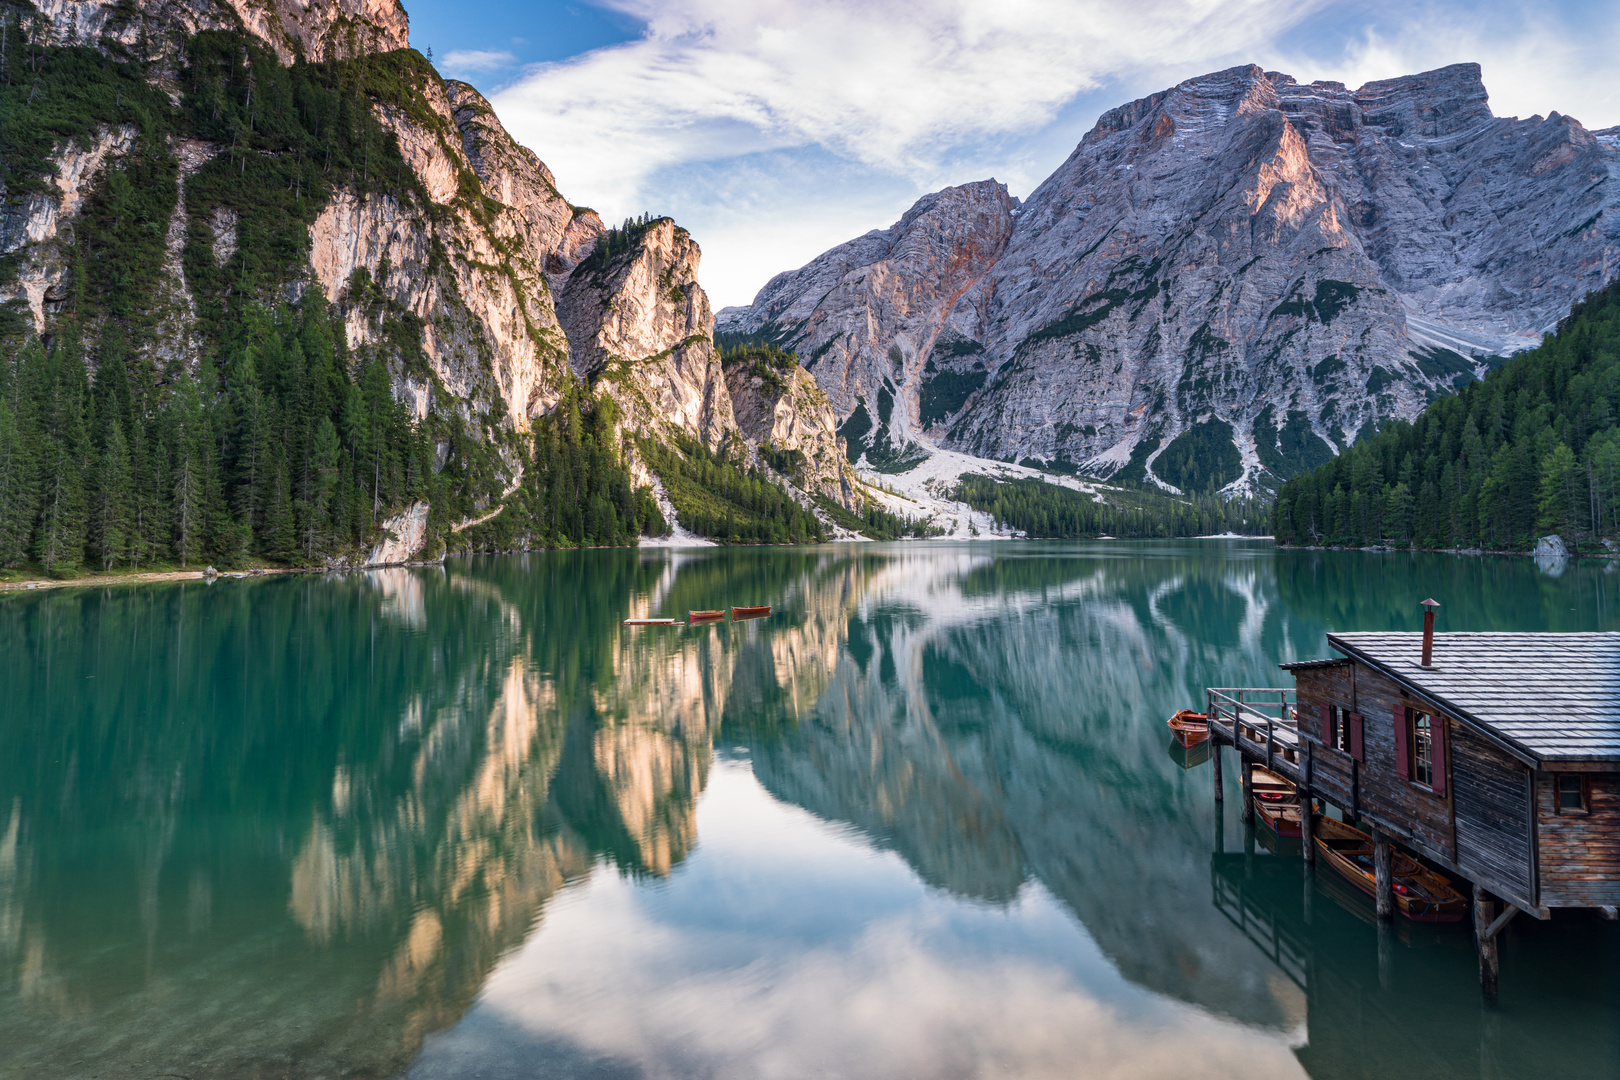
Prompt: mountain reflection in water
<box><xmin>0</xmin><ymin>543</ymin><xmax>1615</xmax><ymax>1079</ymax></box>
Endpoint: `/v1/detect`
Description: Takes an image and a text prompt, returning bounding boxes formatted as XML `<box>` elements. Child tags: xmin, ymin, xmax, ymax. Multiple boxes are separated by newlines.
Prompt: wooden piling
<box><xmin>1373</xmin><ymin>833</ymin><xmax>1394</xmax><ymax>921</ymax></box>
<box><xmin>1240</xmin><ymin>760</ymin><xmax>1254</xmax><ymax>826</ymax></box>
<box><xmin>1474</xmin><ymin>883</ymin><xmax>1501</xmax><ymax>1002</ymax></box>
<box><xmin>1212</xmin><ymin>738</ymin><xmax>1223</xmax><ymax>803</ymax></box>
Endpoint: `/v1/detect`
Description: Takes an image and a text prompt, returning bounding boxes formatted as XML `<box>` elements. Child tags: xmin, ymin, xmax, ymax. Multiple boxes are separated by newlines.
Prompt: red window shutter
<box><xmin>1347</xmin><ymin>712</ymin><xmax>1363</xmax><ymax>761</ymax></box>
<box><xmin>1320</xmin><ymin>703</ymin><xmax>1332</xmax><ymax>745</ymax></box>
<box><xmin>1393</xmin><ymin>703</ymin><xmax>1410</xmax><ymax>780</ymax></box>
<box><xmin>1432</xmin><ymin>716</ymin><xmax>1448</xmax><ymax>797</ymax></box>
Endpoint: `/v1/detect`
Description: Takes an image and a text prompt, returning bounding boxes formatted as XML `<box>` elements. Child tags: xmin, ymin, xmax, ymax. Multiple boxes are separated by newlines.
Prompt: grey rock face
<box><xmin>10</xmin><ymin>0</ymin><xmax>857</xmax><ymax>524</ymax></box>
<box><xmin>720</xmin><ymin>63</ymin><xmax>1619</xmax><ymax>490</ymax></box>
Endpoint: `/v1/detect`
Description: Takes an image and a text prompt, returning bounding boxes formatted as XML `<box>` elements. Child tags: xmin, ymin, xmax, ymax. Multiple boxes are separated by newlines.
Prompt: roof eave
<box><xmin>1325</xmin><ymin>633</ymin><xmax>1548</xmax><ymax>768</ymax></box>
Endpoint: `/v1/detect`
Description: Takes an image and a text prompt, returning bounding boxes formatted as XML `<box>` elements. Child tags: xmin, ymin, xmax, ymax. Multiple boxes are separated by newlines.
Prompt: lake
<box><xmin>2</xmin><ymin>541</ymin><xmax>1617</xmax><ymax>1079</ymax></box>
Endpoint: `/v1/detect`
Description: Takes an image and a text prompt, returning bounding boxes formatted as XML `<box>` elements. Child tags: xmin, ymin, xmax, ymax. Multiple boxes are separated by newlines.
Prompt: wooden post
<box><xmin>1240</xmin><ymin>760</ymin><xmax>1254</xmax><ymax>826</ymax></box>
<box><xmin>1212</xmin><ymin>738</ymin><xmax>1223</xmax><ymax>803</ymax></box>
<box><xmin>1300</xmin><ymin>744</ymin><xmax>1315</xmax><ymax>866</ymax></box>
<box><xmin>1373</xmin><ymin>832</ymin><xmax>1393</xmax><ymax>921</ymax></box>
<box><xmin>1474</xmin><ymin>883</ymin><xmax>1501</xmax><ymax>1002</ymax></box>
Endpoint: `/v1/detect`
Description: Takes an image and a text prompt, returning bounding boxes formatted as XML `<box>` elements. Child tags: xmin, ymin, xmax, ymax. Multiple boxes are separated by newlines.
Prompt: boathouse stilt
<box><xmin>1373</xmin><ymin>832</ymin><xmax>1394</xmax><ymax>921</ymax></box>
<box><xmin>1240</xmin><ymin>760</ymin><xmax>1254</xmax><ymax>826</ymax></box>
<box><xmin>1474</xmin><ymin>883</ymin><xmax>1501</xmax><ymax>1002</ymax></box>
<box><xmin>1212</xmin><ymin>739</ymin><xmax>1223</xmax><ymax>802</ymax></box>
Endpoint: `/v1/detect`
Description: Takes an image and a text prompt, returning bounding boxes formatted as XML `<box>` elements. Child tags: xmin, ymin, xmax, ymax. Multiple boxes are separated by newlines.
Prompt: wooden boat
<box><xmin>1247</xmin><ymin>765</ymin><xmax>1302</xmax><ymax>836</ymax></box>
<box><xmin>1255</xmin><ymin>797</ymin><xmax>1303</xmax><ymax>837</ymax></box>
<box><xmin>1166</xmin><ymin>709</ymin><xmax>1210</xmax><ymax>746</ymax></box>
<box><xmin>623</xmin><ymin>618</ymin><xmax>680</xmax><ymax>626</ymax></box>
<box><xmin>1312</xmin><ymin>816</ymin><xmax>1468</xmax><ymax>923</ymax></box>
<box><xmin>731</xmin><ymin>605</ymin><xmax>772</xmax><ymax>619</ymax></box>
<box><xmin>687</xmin><ymin>610</ymin><xmax>725</xmax><ymax>623</ymax></box>
<box><xmin>1250</xmin><ymin>765</ymin><xmax>1294</xmax><ymax>802</ymax></box>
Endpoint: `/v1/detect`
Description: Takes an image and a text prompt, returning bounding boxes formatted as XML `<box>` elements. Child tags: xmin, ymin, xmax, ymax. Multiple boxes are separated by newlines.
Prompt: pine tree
<box><xmin>169</xmin><ymin>371</ymin><xmax>209</xmax><ymax>567</ymax></box>
<box><xmin>91</xmin><ymin>415</ymin><xmax>134</xmax><ymax>570</ymax></box>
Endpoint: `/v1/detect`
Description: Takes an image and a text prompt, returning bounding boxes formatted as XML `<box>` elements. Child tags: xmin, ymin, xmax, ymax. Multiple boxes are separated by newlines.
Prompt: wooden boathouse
<box><xmin>1205</xmin><ymin>613</ymin><xmax>1620</xmax><ymax>997</ymax></box>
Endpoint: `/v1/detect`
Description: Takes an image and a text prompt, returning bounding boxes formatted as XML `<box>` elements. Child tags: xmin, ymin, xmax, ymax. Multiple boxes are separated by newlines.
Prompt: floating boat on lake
<box><xmin>687</xmin><ymin>610</ymin><xmax>725</xmax><ymax>623</ymax></box>
<box><xmin>623</xmin><ymin>618</ymin><xmax>680</xmax><ymax>626</ymax></box>
<box><xmin>731</xmin><ymin>605</ymin><xmax>772</xmax><ymax>620</ymax></box>
<box><xmin>1313</xmin><ymin>816</ymin><xmax>1468</xmax><ymax>923</ymax></box>
<box><xmin>1249</xmin><ymin>765</ymin><xmax>1303</xmax><ymax>836</ymax></box>
<box><xmin>1166</xmin><ymin>709</ymin><xmax>1210</xmax><ymax>746</ymax></box>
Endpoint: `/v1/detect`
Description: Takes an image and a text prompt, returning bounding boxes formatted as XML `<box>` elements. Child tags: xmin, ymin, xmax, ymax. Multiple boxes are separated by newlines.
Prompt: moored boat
<box><xmin>687</xmin><ymin>610</ymin><xmax>725</xmax><ymax>623</ymax></box>
<box><xmin>1312</xmin><ymin>816</ymin><xmax>1468</xmax><ymax>922</ymax></box>
<box><xmin>1166</xmin><ymin>709</ymin><xmax>1209</xmax><ymax>746</ymax></box>
<box><xmin>731</xmin><ymin>605</ymin><xmax>772</xmax><ymax>619</ymax></box>
<box><xmin>1249</xmin><ymin>765</ymin><xmax>1302</xmax><ymax>836</ymax></box>
<box><xmin>623</xmin><ymin>618</ymin><xmax>680</xmax><ymax>626</ymax></box>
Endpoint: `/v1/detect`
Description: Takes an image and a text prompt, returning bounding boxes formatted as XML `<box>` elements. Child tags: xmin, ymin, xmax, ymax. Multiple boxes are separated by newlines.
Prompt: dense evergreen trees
<box><xmin>644</xmin><ymin>436</ymin><xmax>825</xmax><ymax>544</ymax></box>
<box><xmin>953</xmin><ymin>474</ymin><xmax>1268</xmax><ymax>538</ymax></box>
<box><xmin>1273</xmin><ymin>284</ymin><xmax>1620</xmax><ymax>550</ymax></box>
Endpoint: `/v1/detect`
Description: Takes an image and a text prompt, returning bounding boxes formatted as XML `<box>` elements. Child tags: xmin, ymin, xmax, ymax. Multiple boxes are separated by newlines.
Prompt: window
<box><xmin>1330</xmin><ymin>705</ymin><xmax>1349</xmax><ymax>752</ymax></box>
<box><xmin>1412</xmin><ymin>712</ymin><xmax>1434</xmax><ymax>788</ymax></box>
<box><xmin>1557</xmin><ymin>774</ymin><xmax>1589</xmax><ymax>814</ymax></box>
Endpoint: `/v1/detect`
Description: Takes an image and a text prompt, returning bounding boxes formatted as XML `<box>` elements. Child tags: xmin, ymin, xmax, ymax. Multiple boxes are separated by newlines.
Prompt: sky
<box><xmin>405</xmin><ymin>1</ymin><xmax>1620</xmax><ymax>310</ymax></box>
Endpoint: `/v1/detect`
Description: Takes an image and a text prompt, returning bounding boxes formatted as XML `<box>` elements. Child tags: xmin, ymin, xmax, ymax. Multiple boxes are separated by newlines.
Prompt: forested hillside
<box><xmin>1273</xmin><ymin>283</ymin><xmax>1620</xmax><ymax>551</ymax></box>
<box><xmin>953</xmin><ymin>475</ymin><xmax>1268</xmax><ymax>539</ymax></box>
<box><xmin>0</xmin><ymin>17</ymin><xmax>673</xmax><ymax>576</ymax></box>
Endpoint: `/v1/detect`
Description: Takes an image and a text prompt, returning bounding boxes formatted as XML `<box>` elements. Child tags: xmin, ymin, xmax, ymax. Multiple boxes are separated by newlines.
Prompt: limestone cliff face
<box><xmin>724</xmin><ymin>356</ymin><xmax>858</xmax><ymax>509</ymax></box>
<box><xmin>5</xmin><ymin>0</ymin><xmax>858</xmax><ymax>544</ymax></box>
<box><xmin>720</xmin><ymin>64</ymin><xmax>1620</xmax><ymax>489</ymax></box>
<box><xmin>720</xmin><ymin>181</ymin><xmax>1017</xmax><ymax>466</ymax></box>
<box><xmin>33</xmin><ymin>0</ymin><xmax>409</xmax><ymax>62</ymax></box>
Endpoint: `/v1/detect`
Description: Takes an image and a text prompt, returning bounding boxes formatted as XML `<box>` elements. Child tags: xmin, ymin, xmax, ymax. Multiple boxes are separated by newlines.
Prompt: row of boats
<box><xmin>624</xmin><ymin>606</ymin><xmax>772</xmax><ymax>626</ymax></box>
<box><xmin>1169</xmin><ymin>709</ymin><xmax>1468</xmax><ymax>923</ymax></box>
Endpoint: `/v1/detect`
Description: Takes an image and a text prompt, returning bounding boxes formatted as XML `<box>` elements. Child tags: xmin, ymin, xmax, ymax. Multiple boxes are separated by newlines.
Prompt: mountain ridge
<box><xmin>720</xmin><ymin>61</ymin><xmax>1620</xmax><ymax>494</ymax></box>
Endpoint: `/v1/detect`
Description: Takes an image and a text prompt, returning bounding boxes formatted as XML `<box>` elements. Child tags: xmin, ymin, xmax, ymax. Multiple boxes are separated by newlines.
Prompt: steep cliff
<box><xmin>720</xmin><ymin>64</ymin><xmax>1620</xmax><ymax>493</ymax></box>
<box><xmin>0</xmin><ymin>0</ymin><xmax>860</xmax><ymax>575</ymax></box>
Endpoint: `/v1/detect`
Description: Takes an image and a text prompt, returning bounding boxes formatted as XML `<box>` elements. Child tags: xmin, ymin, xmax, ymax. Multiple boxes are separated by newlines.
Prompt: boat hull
<box><xmin>1312</xmin><ymin>816</ymin><xmax>1468</xmax><ymax>923</ymax></box>
<box><xmin>1166</xmin><ymin>710</ymin><xmax>1209</xmax><ymax>746</ymax></box>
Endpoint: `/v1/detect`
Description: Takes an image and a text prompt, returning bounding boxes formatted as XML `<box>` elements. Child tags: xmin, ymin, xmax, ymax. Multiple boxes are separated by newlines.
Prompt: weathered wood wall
<box><xmin>1451</xmin><ymin>725</ymin><xmax>1536</xmax><ymax>910</ymax></box>
<box><xmin>1295</xmin><ymin>665</ymin><xmax>1458</xmax><ymax>860</ymax></box>
<box><xmin>1536</xmin><ymin>773</ymin><xmax>1620</xmax><ymax>907</ymax></box>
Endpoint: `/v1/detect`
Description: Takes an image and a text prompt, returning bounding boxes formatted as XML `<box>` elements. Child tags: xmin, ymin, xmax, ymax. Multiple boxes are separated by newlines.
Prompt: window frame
<box><xmin>1555</xmin><ymin>773</ymin><xmax>1590</xmax><ymax>816</ymax></box>
<box><xmin>1410</xmin><ymin>709</ymin><xmax>1434</xmax><ymax>791</ymax></box>
<box><xmin>1330</xmin><ymin>704</ymin><xmax>1348</xmax><ymax>753</ymax></box>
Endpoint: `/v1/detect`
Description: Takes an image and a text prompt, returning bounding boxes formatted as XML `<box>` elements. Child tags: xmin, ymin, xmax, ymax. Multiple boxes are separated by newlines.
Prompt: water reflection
<box><xmin>0</xmin><ymin>543</ymin><xmax>1615</xmax><ymax>1078</ymax></box>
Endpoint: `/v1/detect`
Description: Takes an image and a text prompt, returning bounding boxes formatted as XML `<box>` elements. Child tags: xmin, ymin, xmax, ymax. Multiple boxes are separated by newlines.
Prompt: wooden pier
<box><xmin>1206</xmin><ymin>619</ymin><xmax>1620</xmax><ymax>999</ymax></box>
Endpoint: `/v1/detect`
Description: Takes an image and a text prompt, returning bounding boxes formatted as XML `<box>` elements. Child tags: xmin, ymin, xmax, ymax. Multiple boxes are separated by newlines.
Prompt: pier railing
<box><xmin>1206</xmin><ymin>687</ymin><xmax>1301</xmax><ymax>776</ymax></box>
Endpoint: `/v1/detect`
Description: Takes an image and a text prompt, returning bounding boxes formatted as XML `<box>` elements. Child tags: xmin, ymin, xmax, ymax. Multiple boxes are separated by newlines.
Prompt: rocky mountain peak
<box><xmin>33</xmin><ymin>0</ymin><xmax>409</xmax><ymax>63</ymax></box>
<box><xmin>723</xmin><ymin>62</ymin><xmax>1618</xmax><ymax>491</ymax></box>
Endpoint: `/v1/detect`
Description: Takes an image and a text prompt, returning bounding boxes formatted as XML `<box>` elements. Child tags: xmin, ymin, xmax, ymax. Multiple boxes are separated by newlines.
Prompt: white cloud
<box><xmin>442</xmin><ymin>48</ymin><xmax>519</xmax><ymax>74</ymax></box>
<box><xmin>479</xmin><ymin>0</ymin><xmax>1620</xmax><ymax>310</ymax></box>
<box><xmin>487</xmin><ymin>0</ymin><xmax>1325</xmax><ymax>302</ymax></box>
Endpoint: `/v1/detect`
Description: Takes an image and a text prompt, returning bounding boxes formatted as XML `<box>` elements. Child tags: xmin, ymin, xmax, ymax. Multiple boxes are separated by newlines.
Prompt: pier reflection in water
<box><xmin>0</xmin><ymin>543</ymin><xmax>1615</xmax><ymax>1078</ymax></box>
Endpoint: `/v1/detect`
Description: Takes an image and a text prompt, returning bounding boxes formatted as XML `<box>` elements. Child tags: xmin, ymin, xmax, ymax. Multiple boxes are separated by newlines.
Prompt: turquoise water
<box><xmin>1</xmin><ymin>542</ymin><xmax>1617</xmax><ymax>1078</ymax></box>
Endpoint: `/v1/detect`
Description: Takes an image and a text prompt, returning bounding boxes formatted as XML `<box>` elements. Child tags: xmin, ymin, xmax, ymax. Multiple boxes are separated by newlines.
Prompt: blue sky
<box><xmin>405</xmin><ymin>1</ymin><xmax>1620</xmax><ymax>310</ymax></box>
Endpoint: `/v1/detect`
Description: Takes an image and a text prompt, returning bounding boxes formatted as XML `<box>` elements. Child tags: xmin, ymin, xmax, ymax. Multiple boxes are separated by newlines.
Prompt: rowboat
<box><xmin>1255</xmin><ymin>797</ymin><xmax>1303</xmax><ymax>837</ymax></box>
<box><xmin>623</xmin><ymin>618</ymin><xmax>679</xmax><ymax>626</ymax></box>
<box><xmin>1248</xmin><ymin>765</ymin><xmax>1302</xmax><ymax>836</ymax></box>
<box><xmin>731</xmin><ymin>605</ymin><xmax>772</xmax><ymax>619</ymax></box>
<box><xmin>1166</xmin><ymin>709</ymin><xmax>1210</xmax><ymax>746</ymax></box>
<box><xmin>1312</xmin><ymin>816</ymin><xmax>1468</xmax><ymax>922</ymax></box>
<box><xmin>687</xmin><ymin>610</ymin><xmax>725</xmax><ymax>623</ymax></box>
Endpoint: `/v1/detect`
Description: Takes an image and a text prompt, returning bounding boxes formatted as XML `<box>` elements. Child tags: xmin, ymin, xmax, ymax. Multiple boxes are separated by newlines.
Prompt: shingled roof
<box><xmin>1325</xmin><ymin>632</ymin><xmax>1620</xmax><ymax>765</ymax></box>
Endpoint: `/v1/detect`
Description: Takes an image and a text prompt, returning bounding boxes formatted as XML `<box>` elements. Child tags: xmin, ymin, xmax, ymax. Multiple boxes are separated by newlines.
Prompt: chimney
<box><xmin>1420</xmin><ymin>599</ymin><xmax>1440</xmax><ymax>666</ymax></box>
